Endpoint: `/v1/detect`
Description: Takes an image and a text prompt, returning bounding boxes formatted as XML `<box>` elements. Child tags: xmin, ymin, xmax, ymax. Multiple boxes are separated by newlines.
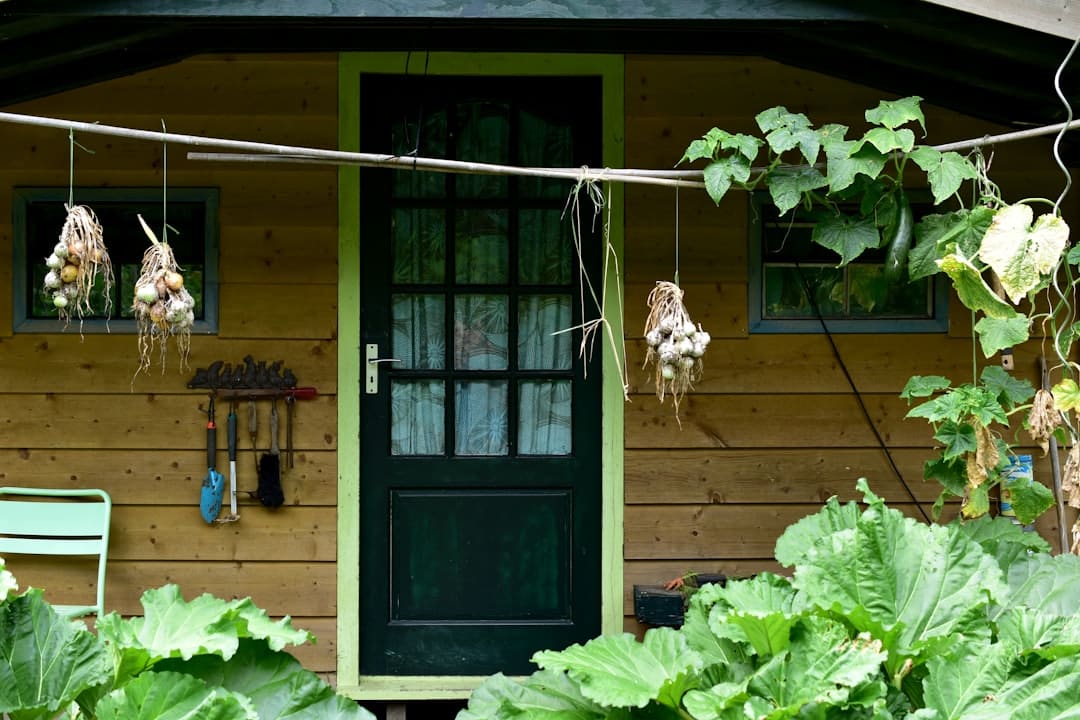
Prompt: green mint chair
<box><xmin>0</xmin><ymin>487</ymin><xmax>112</xmax><ymax>617</ymax></box>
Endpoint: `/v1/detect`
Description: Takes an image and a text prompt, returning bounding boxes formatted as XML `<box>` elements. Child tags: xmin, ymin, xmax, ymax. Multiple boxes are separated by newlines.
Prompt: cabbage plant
<box><xmin>458</xmin><ymin>481</ymin><xmax>1080</xmax><ymax>719</ymax></box>
<box><xmin>0</xmin><ymin>565</ymin><xmax>373</xmax><ymax>720</ymax></box>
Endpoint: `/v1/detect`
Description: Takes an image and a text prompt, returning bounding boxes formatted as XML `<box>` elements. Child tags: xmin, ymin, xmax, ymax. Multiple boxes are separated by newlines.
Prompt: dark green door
<box><xmin>358</xmin><ymin>74</ymin><xmax>603</xmax><ymax>676</ymax></box>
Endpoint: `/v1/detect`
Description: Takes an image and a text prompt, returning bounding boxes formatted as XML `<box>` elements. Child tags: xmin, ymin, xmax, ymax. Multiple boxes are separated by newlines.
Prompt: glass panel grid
<box><xmin>518</xmin><ymin>380</ymin><xmax>572</xmax><ymax>455</ymax></box>
<box><xmin>455</xmin><ymin>381</ymin><xmax>508</xmax><ymax>456</ymax></box>
<box><xmin>454</xmin><ymin>295</ymin><xmax>509</xmax><ymax>370</ymax></box>
<box><xmin>391</xmin><ymin>380</ymin><xmax>446</xmax><ymax>456</ymax></box>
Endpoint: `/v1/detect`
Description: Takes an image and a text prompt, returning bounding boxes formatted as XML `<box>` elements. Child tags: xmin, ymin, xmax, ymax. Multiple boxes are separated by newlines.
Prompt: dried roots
<box><xmin>132</xmin><ymin>215</ymin><xmax>195</xmax><ymax>377</ymax></box>
<box><xmin>42</xmin><ymin>205</ymin><xmax>114</xmax><ymax>326</ymax></box>
<box><xmin>643</xmin><ymin>281</ymin><xmax>711</xmax><ymax>420</ymax></box>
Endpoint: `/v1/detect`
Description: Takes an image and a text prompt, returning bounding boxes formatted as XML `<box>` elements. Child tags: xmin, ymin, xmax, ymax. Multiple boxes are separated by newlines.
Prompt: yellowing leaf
<box><xmin>978</xmin><ymin>204</ymin><xmax>1070</xmax><ymax>304</ymax></box>
<box><xmin>937</xmin><ymin>249</ymin><xmax>1018</xmax><ymax>320</ymax></box>
<box><xmin>1052</xmin><ymin>378</ymin><xmax>1080</xmax><ymax>412</ymax></box>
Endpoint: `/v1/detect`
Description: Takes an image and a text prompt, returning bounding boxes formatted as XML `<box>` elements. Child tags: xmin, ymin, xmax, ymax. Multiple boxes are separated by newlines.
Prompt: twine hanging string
<box><xmin>553</xmin><ymin>167</ymin><xmax>630</xmax><ymax>400</ymax></box>
<box><xmin>674</xmin><ymin>180</ymin><xmax>680</xmax><ymax>288</ymax></box>
<box><xmin>68</xmin><ymin>129</ymin><xmax>74</xmax><ymax>208</ymax></box>
<box><xmin>161</xmin><ymin>119</ymin><xmax>168</xmax><ymax>242</ymax></box>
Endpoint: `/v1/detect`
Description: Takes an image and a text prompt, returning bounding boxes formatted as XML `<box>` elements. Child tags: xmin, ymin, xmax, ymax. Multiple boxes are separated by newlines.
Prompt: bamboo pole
<box><xmin>0</xmin><ymin>110</ymin><xmax>705</xmax><ymax>189</ymax></box>
<box><xmin>0</xmin><ymin>109</ymin><xmax>1077</xmax><ymax>187</ymax></box>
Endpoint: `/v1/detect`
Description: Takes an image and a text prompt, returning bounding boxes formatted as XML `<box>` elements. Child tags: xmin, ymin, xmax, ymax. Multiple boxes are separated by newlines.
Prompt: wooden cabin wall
<box><xmin>0</xmin><ymin>54</ymin><xmax>340</xmax><ymax>672</ymax></box>
<box><xmin>620</xmin><ymin>55</ymin><xmax>1078</xmax><ymax>633</ymax></box>
<box><xmin>2</xmin><ymin>49</ymin><xmax>1076</xmax><ymax>671</ymax></box>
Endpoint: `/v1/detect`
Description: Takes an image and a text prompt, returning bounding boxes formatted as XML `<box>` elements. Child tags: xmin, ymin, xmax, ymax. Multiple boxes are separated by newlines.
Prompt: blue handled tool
<box><xmin>200</xmin><ymin>396</ymin><xmax>224</xmax><ymax>523</ymax></box>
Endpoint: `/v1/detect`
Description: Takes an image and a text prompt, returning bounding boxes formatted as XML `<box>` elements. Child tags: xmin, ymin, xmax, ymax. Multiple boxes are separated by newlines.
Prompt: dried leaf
<box><xmin>1027</xmin><ymin>388</ymin><xmax>1061</xmax><ymax>456</ymax></box>
<box><xmin>1062</xmin><ymin>445</ymin><xmax>1080</xmax><ymax>509</ymax></box>
<box><xmin>966</xmin><ymin>425</ymin><xmax>999</xmax><ymax>488</ymax></box>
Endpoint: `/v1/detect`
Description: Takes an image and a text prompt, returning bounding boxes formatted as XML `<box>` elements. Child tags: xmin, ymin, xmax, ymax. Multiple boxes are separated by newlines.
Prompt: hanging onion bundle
<box><xmin>42</xmin><ymin>204</ymin><xmax>114</xmax><ymax>325</ymax></box>
<box><xmin>643</xmin><ymin>281</ymin><xmax>711</xmax><ymax>418</ymax></box>
<box><xmin>132</xmin><ymin>214</ymin><xmax>195</xmax><ymax>375</ymax></box>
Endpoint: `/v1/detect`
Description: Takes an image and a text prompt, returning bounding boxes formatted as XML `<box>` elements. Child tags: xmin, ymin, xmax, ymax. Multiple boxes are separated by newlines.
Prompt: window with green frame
<box><xmin>13</xmin><ymin>187</ymin><xmax>219</xmax><ymax>333</ymax></box>
<box><xmin>748</xmin><ymin>192</ymin><xmax>948</xmax><ymax>333</ymax></box>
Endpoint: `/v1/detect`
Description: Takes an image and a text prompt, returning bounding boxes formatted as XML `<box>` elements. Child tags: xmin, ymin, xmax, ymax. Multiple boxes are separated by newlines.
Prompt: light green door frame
<box><xmin>336</xmin><ymin>51</ymin><xmax>625</xmax><ymax>700</ymax></box>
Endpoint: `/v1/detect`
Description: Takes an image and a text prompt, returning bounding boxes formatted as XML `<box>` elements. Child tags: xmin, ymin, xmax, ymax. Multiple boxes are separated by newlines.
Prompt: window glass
<box><xmin>14</xmin><ymin>188</ymin><xmax>218</xmax><ymax>333</ymax></box>
<box><xmin>751</xmin><ymin>193</ymin><xmax>945</xmax><ymax>333</ymax></box>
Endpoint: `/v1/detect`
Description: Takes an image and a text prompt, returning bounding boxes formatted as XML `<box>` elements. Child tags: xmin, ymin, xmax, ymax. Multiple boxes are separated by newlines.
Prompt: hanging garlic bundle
<box><xmin>643</xmin><ymin>281</ymin><xmax>711</xmax><ymax>417</ymax></box>
<box><xmin>132</xmin><ymin>214</ymin><xmax>195</xmax><ymax>375</ymax></box>
<box><xmin>42</xmin><ymin>204</ymin><xmax>114</xmax><ymax>325</ymax></box>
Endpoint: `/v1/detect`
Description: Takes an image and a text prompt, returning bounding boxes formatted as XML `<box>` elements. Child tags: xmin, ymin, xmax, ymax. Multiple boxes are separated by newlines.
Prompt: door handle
<box><xmin>365</xmin><ymin>343</ymin><xmax>402</xmax><ymax>394</ymax></box>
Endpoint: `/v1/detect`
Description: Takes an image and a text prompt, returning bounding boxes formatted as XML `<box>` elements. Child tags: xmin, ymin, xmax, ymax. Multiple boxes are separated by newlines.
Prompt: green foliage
<box><xmin>0</xmin><ymin>570</ymin><xmax>373</xmax><ymax>720</ymax></box>
<box><xmin>459</xmin><ymin>485</ymin><xmax>1080</xmax><ymax>719</ymax></box>
<box><xmin>902</xmin><ymin>368</ymin><xmax>1035</xmax><ymax>518</ymax></box>
<box><xmin>680</xmin><ymin>96</ymin><xmax>1076</xmax><ymax>526</ymax></box>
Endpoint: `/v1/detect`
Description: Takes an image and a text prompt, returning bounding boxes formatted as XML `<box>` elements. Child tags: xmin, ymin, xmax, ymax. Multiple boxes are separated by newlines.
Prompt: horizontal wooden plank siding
<box><xmin>1</xmin><ymin>50</ymin><xmax>1074</xmax><ymax>677</ymax></box>
<box><xmin>0</xmin><ymin>53</ymin><xmax>340</xmax><ymax>675</ymax></box>
<box><xmin>620</xmin><ymin>54</ymin><xmax>1072</xmax><ymax>637</ymax></box>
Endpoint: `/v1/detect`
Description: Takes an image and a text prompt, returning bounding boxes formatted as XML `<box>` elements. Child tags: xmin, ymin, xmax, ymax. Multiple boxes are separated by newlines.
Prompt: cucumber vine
<box><xmin>682</xmin><ymin>96</ymin><xmax>1077</xmax><ymax>530</ymax></box>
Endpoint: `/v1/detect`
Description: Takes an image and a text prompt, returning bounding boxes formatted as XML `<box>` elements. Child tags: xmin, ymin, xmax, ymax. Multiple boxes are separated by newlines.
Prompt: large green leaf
<box><xmin>823</xmin><ymin>137</ymin><xmax>887</xmax><ymax>194</ymax></box>
<box><xmin>908</xmin><ymin>147</ymin><xmax>977</xmax><ymax>204</ymax></box>
<box><xmin>811</xmin><ymin>213</ymin><xmax>880</xmax><ymax>265</ymax></box>
<box><xmin>1004</xmin><ymin>553</ymin><xmax>1080</xmax><ymax>617</ymax></box>
<box><xmin>774</xmin><ymin>497</ymin><xmax>861</xmax><ymax>567</ymax></box>
<box><xmin>0</xmin><ymin>589</ymin><xmax>111</xmax><ymax>718</ymax></box>
<box><xmin>900</xmin><ymin>375</ymin><xmax>952</xmax><ymax>400</ymax></box>
<box><xmin>858</xmin><ymin>127</ymin><xmax>915</xmax><ymax>155</ymax></box>
<box><xmin>746</xmin><ymin>616</ymin><xmax>887</xmax><ymax>718</ymax></box>
<box><xmin>1002</xmin><ymin>478</ymin><xmax>1054</xmax><ymax>526</ymax></box>
<box><xmin>681</xmin><ymin>679</ymin><xmax>750</xmax><ymax>720</ymax></box>
<box><xmin>952</xmin><ymin>515</ymin><xmax>1050</xmax><ymax>572</ymax></box>
<box><xmin>755</xmin><ymin>107</ymin><xmax>819</xmax><ymax>164</ymax></box>
<box><xmin>996</xmin><ymin>608</ymin><xmax>1080</xmax><ymax>661</ymax></box>
<box><xmin>93</xmin><ymin>670</ymin><xmax>254</xmax><ymax>720</ymax></box>
<box><xmin>937</xmin><ymin>249</ymin><xmax>1018</xmax><ymax>320</ymax></box>
<box><xmin>766</xmin><ymin>167</ymin><xmax>828</xmax><ymax>216</ymax></box>
<box><xmin>980</xmin><ymin>365</ymin><xmax>1035</xmax><ymax>409</ymax></box>
<box><xmin>458</xmin><ymin>671</ymin><xmax>605</xmax><ymax>720</ymax></box>
<box><xmin>157</xmin><ymin>638</ymin><xmax>374</xmax><ymax>720</ymax></box>
<box><xmin>708</xmin><ymin>574</ymin><xmax>798</xmax><ymax>657</ymax></box>
<box><xmin>933</xmin><ymin>420</ymin><xmax>977</xmax><ymax>461</ymax></box>
<box><xmin>703</xmin><ymin>161</ymin><xmax>733</xmax><ymax>205</ymax></box>
<box><xmin>921</xmin><ymin>641</ymin><xmax>1014</xmax><ymax>720</ymax></box>
<box><xmin>792</xmin><ymin>483</ymin><xmax>1007</xmax><ymax>671</ymax></box>
<box><xmin>974</xmin><ymin>315</ymin><xmax>1031</xmax><ymax>358</ymax></box>
<box><xmin>979</xmin><ymin>204</ymin><xmax>1070</xmax><ymax>304</ymax></box>
<box><xmin>961</xmin><ymin>654</ymin><xmax>1080</xmax><ymax>719</ymax></box>
<box><xmin>532</xmin><ymin>628</ymin><xmax>703</xmax><ymax>709</ymax></box>
<box><xmin>865</xmin><ymin>96</ymin><xmax>925</xmax><ymax>134</ymax></box>
<box><xmin>905</xmin><ymin>385</ymin><xmax>1008</xmax><ymax>427</ymax></box>
<box><xmin>909</xmin><ymin>207</ymin><xmax>994</xmax><ymax>281</ymax></box>
<box><xmin>97</xmin><ymin>585</ymin><xmax>313</xmax><ymax>683</ymax></box>
<box><xmin>682</xmin><ymin>590</ymin><xmax>755</xmax><ymax>678</ymax></box>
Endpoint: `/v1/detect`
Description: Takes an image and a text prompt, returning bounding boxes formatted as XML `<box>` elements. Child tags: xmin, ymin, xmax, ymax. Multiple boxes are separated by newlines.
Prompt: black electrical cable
<box><xmin>795</xmin><ymin>263</ymin><xmax>932</xmax><ymax>523</ymax></box>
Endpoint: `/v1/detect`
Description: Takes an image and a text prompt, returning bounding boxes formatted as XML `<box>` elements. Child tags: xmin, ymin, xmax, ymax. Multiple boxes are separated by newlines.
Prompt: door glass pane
<box><xmin>519</xmin><ymin>209</ymin><xmax>572</xmax><ymax>285</ymax></box>
<box><xmin>391</xmin><ymin>380</ymin><xmax>446</xmax><ymax>455</ymax></box>
<box><xmin>518</xmin><ymin>295</ymin><xmax>572</xmax><ymax>370</ymax></box>
<box><xmin>455</xmin><ymin>381</ymin><xmax>508</xmax><ymax>456</ymax></box>
<box><xmin>456</xmin><ymin>209</ymin><xmax>508</xmax><ymax>284</ymax></box>
<box><xmin>519</xmin><ymin>381</ymin><xmax>572</xmax><ymax>455</ymax></box>
<box><xmin>519</xmin><ymin>109</ymin><xmax>573</xmax><ymax>199</ymax></box>
<box><xmin>391</xmin><ymin>109</ymin><xmax>448</xmax><ymax>198</ymax></box>
<box><xmin>392</xmin><ymin>294</ymin><xmax>446</xmax><ymax>369</ymax></box>
<box><xmin>454</xmin><ymin>295</ymin><xmax>508</xmax><ymax>370</ymax></box>
<box><xmin>456</xmin><ymin>100</ymin><xmax>509</xmax><ymax>198</ymax></box>
<box><xmin>392</xmin><ymin>208</ymin><xmax>445</xmax><ymax>284</ymax></box>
